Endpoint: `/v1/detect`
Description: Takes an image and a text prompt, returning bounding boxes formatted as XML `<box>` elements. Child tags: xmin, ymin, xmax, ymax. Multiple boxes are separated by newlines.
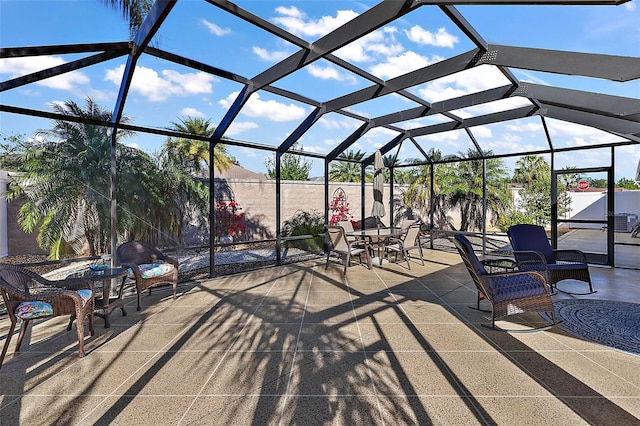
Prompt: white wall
<box><xmin>565</xmin><ymin>190</ymin><xmax>639</xmax><ymax>230</ymax></box>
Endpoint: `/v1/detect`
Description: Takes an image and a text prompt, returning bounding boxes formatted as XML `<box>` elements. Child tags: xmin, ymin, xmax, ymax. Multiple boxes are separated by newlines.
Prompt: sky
<box><xmin>1</xmin><ymin>0</ymin><xmax>639</xmax><ymax>181</ymax></box>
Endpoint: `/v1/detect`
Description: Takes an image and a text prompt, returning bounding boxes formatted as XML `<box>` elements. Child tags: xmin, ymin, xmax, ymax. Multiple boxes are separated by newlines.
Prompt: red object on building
<box><xmin>577</xmin><ymin>180</ymin><xmax>589</xmax><ymax>191</ymax></box>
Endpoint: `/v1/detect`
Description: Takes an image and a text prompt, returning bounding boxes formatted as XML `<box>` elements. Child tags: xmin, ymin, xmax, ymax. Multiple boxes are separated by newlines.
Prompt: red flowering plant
<box><xmin>329</xmin><ymin>189</ymin><xmax>351</xmax><ymax>225</ymax></box>
<box><xmin>214</xmin><ymin>201</ymin><xmax>247</xmax><ymax>240</ymax></box>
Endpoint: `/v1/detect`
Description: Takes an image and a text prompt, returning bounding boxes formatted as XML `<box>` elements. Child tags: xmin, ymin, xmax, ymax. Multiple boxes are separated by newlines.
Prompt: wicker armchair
<box><xmin>0</xmin><ymin>264</ymin><xmax>95</xmax><ymax>369</ymax></box>
<box><xmin>507</xmin><ymin>224</ymin><xmax>595</xmax><ymax>295</ymax></box>
<box><xmin>116</xmin><ymin>241</ymin><xmax>179</xmax><ymax>311</ymax></box>
<box><xmin>325</xmin><ymin>225</ymin><xmax>371</xmax><ymax>275</ymax></box>
<box><xmin>452</xmin><ymin>234</ymin><xmax>559</xmax><ymax>332</ymax></box>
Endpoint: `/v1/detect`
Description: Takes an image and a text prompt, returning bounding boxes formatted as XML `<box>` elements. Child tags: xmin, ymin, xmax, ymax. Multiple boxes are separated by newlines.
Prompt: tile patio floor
<box><xmin>1</xmin><ymin>249</ymin><xmax>639</xmax><ymax>425</ymax></box>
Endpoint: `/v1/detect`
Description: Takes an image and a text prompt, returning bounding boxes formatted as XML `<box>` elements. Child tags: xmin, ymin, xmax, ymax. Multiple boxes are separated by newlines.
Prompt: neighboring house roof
<box><xmin>213</xmin><ymin>164</ymin><xmax>269</xmax><ymax>180</ymax></box>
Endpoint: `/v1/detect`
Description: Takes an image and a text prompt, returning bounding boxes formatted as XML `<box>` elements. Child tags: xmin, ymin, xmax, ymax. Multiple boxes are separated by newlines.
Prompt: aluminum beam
<box><xmin>1</xmin><ymin>51</ymin><xmax>125</xmax><ymax>92</ymax></box>
<box><xmin>250</xmin><ymin>0</ymin><xmax>416</xmax><ymax>90</ymax></box>
<box><xmin>408</xmin><ymin>106</ymin><xmax>536</xmax><ymax>137</ymax></box>
<box><xmin>372</xmin><ymin>84</ymin><xmax>514</xmax><ymax>127</ymax></box>
<box><xmin>540</xmin><ymin>104</ymin><xmax>640</xmax><ymax>136</ymax></box>
<box><xmin>0</xmin><ymin>42</ymin><xmax>128</xmax><ymax>58</ymax></box>
<box><xmin>418</xmin><ymin>0</ymin><xmax>629</xmax><ymax>4</ymax></box>
<box><xmin>515</xmin><ymin>83</ymin><xmax>640</xmax><ymax>121</ymax></box>
<box><xmin>325</xmin><ymin>49</ymin><xmax>480</xmax><ymax>112</ymax></box>
<box><xmin>483</xmin><ymin>44</ymin><xmax>640</xmax><ymax>82</ymax></box>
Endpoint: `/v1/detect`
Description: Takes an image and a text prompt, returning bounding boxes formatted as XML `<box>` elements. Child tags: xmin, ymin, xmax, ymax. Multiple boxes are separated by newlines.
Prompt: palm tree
<box><xmin>513</xmin><ymin>155</ymin><xmax>551</xmax><ymax>186</ymax></box>
<box><xmin>101</xmin><ymin>0</ymin><xmax>153</xmax><ymax>40</ymax></box>
<box><xmin>404</xmin><ymin>148</ymin><xmax>455</xmax><ymax>228</ymax></box>
<box><xmin>162</xmin><ymin>117</ymin><xmax>232</xmax><ymax>174</ymax></box>
<box><xmin>444</xmin><ymin>149</ymin><xmax>511</xmax><ymax>231</ymax></box>
<box><xmin>6</xmin><ymin>98</ymin><xmax>140</xmax><ymax>257</ymax></box>
<box><xmin>329</xmin><ymin>149</ymin><xmax>371</xmax><ymax>182</ymax></box>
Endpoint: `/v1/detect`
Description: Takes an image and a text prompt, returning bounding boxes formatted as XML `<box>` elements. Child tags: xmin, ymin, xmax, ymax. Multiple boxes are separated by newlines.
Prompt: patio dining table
<box><xmin>347</xmin><ymin>227</ymin><xmax>404</xmax><ymax>265</ymax></box>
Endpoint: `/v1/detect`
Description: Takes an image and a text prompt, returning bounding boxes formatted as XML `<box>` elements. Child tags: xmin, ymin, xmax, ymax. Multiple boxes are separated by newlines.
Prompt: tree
<box><xmin>5</xmin><ymin>98</ymin><xmax>138</xmax><ymax>257</ymax></box>
<box><xmin>0</xmin><ymin>133</ymin><xmax>38</xmax><ymax>171</ymax></box>
<box><xmin>444</xmin><ymin>149</ymin><xmax>511</xmax><ymax>231</ymax></box>
<box><xmin>265</xmin><ymin>143</ymin><xmax>312</xmax><ymax>180</ymax></box>
<box><xmin>329</xmin><ymin>149</ymin><xmax>369</xmax><ymax>182</ymax></box>
<box><xmin>513</xmin><ymin>155</ymin><xmax>550</xmax><ymax>187</ymax></box>
<box><xmin>102</xmin><ymin>0</ymin><xmax>153</xmax><ymax>40</ymax></box>
<box><xmin>511</xmin><ymin>155</ymin><xmax>553</xmax><ymax>226</ymax></box>
<box><xmin>5</xmin><ymin>98</ymin><xmax>209</xmax><ymax>257</ymax></box>
<box><xmin>617</xmin><ymin>177</ymin><xmax>640</xmax><ymax>190</ymax></box>
<box><xmin>161</xmin><ymin>117</ymin><xmax>232</xmax><ymax>174</ymax></box>
<box><xmin>403</xmin><ymin>149</ymin><xmax>456</xmax><ymax>229</ymax></box>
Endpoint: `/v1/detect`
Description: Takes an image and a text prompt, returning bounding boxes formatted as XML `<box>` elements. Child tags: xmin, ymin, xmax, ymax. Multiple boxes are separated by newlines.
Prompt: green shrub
<box><xmin>497</xmin><ymin>210</ymin><xmax>535</xmax><ymax>232</ymax></box>
<box><xmin>281</xmin><ymin>210</ymin><xmax>326</xmax><ymax>251</ymax></box>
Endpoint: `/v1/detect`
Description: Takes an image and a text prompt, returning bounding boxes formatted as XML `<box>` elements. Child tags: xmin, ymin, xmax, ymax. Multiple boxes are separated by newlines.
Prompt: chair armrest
<box><xmin>163</xmin><ymin>255</ymin><xmax>179</xmax><ymax>268</ymax></box>
<box><xmin>553</xmin><ymin>249</ymin><xmax>588</xmax><ymax>264</ymax></box>
<box><xmin>120</xmin><ymin>261</ymin><xmax>142</xmax><ymax>280</ymax></box>
<box><xmin>49</xmin><ymin>277</ymin><xmax>94</xmax><ymax>292</ymax></box>
<box><xmin>512</xmin><ymin>250</ymin><xmax>549</xmax><ymax>268</ymax></box>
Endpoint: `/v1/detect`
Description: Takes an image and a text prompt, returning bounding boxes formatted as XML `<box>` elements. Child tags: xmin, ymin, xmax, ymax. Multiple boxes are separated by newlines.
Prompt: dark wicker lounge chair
<box><xmin>0</xmin><ymin>264</ymin><xmax>95</xmax><ymax>369</ymax></box>
<box><xmin>116</xmin><ymin>241</ymin><xmax>179</xmax><ymax>311</ymax></box>
<box><xmin>507</xmin><ymin>224</ymin><xmax>595</xmax><ymax>295</ymax></box>
<box><xmin>452</xmin><ymin>234</ymin><xmax>559</xmax><ymax>332</ymax></box>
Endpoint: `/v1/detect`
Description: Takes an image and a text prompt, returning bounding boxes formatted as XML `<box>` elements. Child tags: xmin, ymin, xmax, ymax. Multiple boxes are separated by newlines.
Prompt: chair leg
<box><xmin>344</xmin><ymin>253</ymin><xmax>350</xmax><ymax>275</ymax></box>
<box><xmin>136</xmin><ymin>289</ymin><xmax>142</xmax><ymax>311</ymax></box>
<box><xmin>404</xmin><ymin>248</ymin><xmax>411</xmax><ymax>270</ymax></box>
<box><xmin>75</xmin><ymin>311</ymin><xmax>86</xmax><ymax>358</ymax></box>
<box><xmin>0</xmin><ymin>320</ymin><xmax>17</xmax><ymax>369</ymax></box>
<box><xmin>15</xmin><ymin>319</ymin><xmax>30</xmax><ymax>352</ymax></box>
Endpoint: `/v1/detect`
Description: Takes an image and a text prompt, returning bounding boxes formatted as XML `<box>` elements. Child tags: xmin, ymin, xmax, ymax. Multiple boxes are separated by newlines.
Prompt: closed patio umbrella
<box><xmin>371</xmin><ymin>150</ymin><xmax>385</xmax><ymax>222</ymax></box>
<box><xmin>371</xmin><ymin>150</ymin><xmax>386</xmax><ymax>265</ymax></box>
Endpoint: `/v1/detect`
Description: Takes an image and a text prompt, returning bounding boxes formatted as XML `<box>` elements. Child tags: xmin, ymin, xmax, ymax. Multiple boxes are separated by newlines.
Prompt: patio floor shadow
<box><xmin>1</xmin><ymin>248</ymin><xmax>639</xmax><ymax>425</ymax></box>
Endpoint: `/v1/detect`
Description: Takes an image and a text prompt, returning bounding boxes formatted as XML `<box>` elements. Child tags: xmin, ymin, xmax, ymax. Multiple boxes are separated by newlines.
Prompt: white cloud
<box><xmin>319</xmin><ymin>116</ymin><xmax>361</xmax><ymax>130</ymax></box>
<box><xmin>239</xmin><ymin>146</ymin><xmax>259</xmax><ymax>158</ymax></box>
<box><xmin>104</xmin><ymin>65</ymin><xmax>215</xmax><ymax>102</ymax></box>
<box><xmin>515</xmin><ymin>70</ymin><xmax>551</xmax><ymax>86</ymax></box>
<box><xmin>470</xmin><ymin>125</ymin><xmax>493</xmax><ymax>139</ymax></box>
<box><xmin>252</xmin><ymin>46</ymin><xmax>291</xmax><ymax>62</ymax></box>
<box><xmin>404</xmin><ymin>25</ymin><xmax>458</xmax><ymax>48</ymax></box>
<box><xmin>0</xmin><ymin>56</ymin><xmax>89</xmax><ymax>91</ymax></box>
<box><xmin>335</xmin><ymin>29</ymin><xmax>402</xmax><ymax>63</ymax></box>
<box><xmin>219</xmin><ymin>91</ymin><xmax>306</xmax><ymax>122</ymax></box>
<box><xmin>201</xmin><ymin>19</ymin><xmax>231</xmax><ymax>36</ymax></box>
<box><xmin>547</xmin><ymin>120</ymin><xmax>621</xmax><ymax>144</ymax></box>
<box><xmin>302</xmin><ymin>144</ymin><xmax>326</xmax><ymax>154</ymax></box>
<box><xmin>506</xmin><ymin>122</ymin><xmax>543</xmax><ymax>133</ymax></box>
<box><xmin>418</xmin><ymin>65</ymin><xmax>511</xmax><ymax>102</ymax></box>
<box><xmin>179</xmin><ymin>107</ymin><xmax>205</xmax><ymax>118</ymax></box>
<box><xmin>369</xmin><ymin>51</ymin><xmax>439</xmax><ymax>79</ymax></box>
<box><xmin>624</xmin><ymin>1</ymin><xmax>637</xmax><ymax>11</ymax></box>
<box><xmin>274</xmin><ymin>6</ymin><xmax>304</xmax><ymax>19</ymax></box>
<box><xmin>307</xmin><ymin>64</ymin><xmax>357</xmax><ymax>84</ymax></box>
<box><xmin>272</xmin><ymin>7</ymin><xmax>359</xmax><ymax>38</ymax></box>
<box><xmin>226</xmin><ymin>121</ymin><xmax>259</xmax><ymax>136</ymax></box>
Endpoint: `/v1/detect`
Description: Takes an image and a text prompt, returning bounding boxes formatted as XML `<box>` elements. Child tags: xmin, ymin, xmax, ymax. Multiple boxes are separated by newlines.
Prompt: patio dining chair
<box><xmin>325</xmin><ymin>225</ymin><xmax>371</xmax><ymax>275</ymax></box>
<box><xmin>384</xmin><ymin>223</ymin><xmax>424</xmax><ymax>269</ymax></box>
<box><xmin>116</xmin><ymin>241</ymin><xmax>179</xmax><ymax>311</ymax></box>
<box><xmin>507</xmin><ymin>224</ymin><xmax>595</xmax><ymax>295</ymax></box>
<box><xmin>337</xmin><ymin>220</ymin><xmax>357</xmax><ymax>243</ymax></box>
<box><xmin>0</xmin><ymin>264</ymin><xmax>95</xmax><ymax>369</ymax></box>
<box><xmin>452</xmin><ymin>234</ymin><xmax>559</xmax><ymax>332</ymax></box>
